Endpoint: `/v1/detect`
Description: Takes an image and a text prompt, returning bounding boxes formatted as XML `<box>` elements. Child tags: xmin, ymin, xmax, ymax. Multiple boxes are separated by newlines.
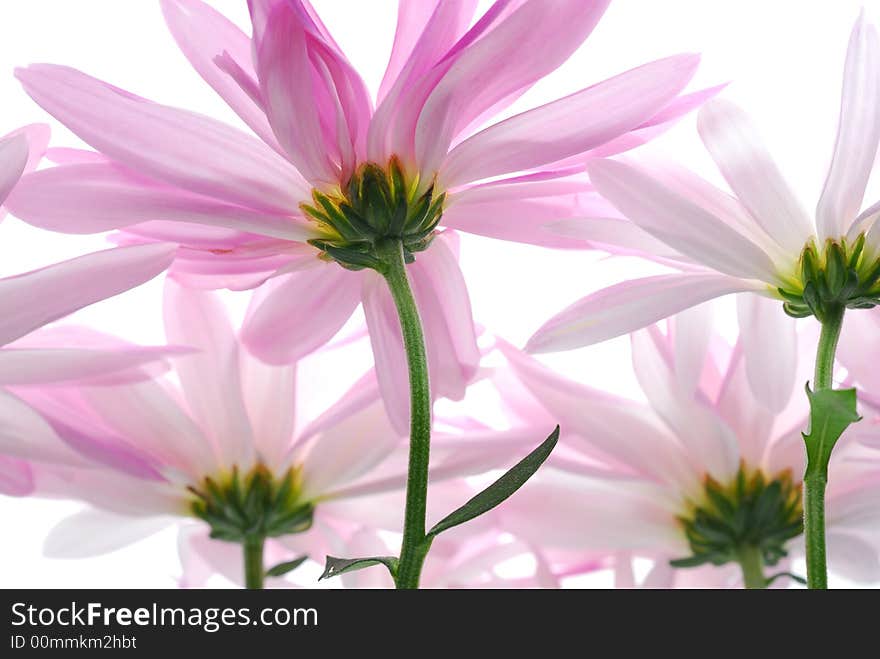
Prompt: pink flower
<box><xmin>8</xmin><ymin>0</ymin><xmax>710</xmax><ymax>431</ymax></box>
<box><xmin>495</xmin><ymin>297</ymin><xmax>880</xmax><ymax>587</ymax></box>
<box><xmin>528</xmin><ymin>11</ymin><xmax>880</xmax><ymax>354</ymax></box>
<box><xmin>0</xmin><ymin>127</ymin><xmax>177</xmax><ymax>496</ymax></box>
<box><xmin>3</xmin><ymin>280</ymin><xmax>534</xmax><ymax>585</ymax></box>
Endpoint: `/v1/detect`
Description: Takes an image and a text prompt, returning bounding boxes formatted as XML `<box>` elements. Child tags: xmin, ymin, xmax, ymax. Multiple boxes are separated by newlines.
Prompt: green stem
<box><xmin>377</xmin><ymin>239</ymin><xmax>432</xmax><ymax>590</ymax></box>
<box><xmin>805</xmin><ymin>304</ymin><xmax>845</xmax><ymax>590</ymax></box>
<box><xmin>736</xmin><ymin>545</ymin><xmax>767</xmax><ymax>589</ymax></box>
<box><xmin>244</xmin><ymin>535</ymin><xmax>265</xmax><ymax>590</ymax></box>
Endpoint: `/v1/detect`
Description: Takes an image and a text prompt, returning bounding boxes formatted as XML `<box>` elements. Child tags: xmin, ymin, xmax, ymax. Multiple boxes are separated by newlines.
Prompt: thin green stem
<box><xmin>805</xmin><ymin>303</ymin><xmax>845</xmax><ymax>590</ymax></box>
<box><xmin>813</xmin><ymin>305</ymin><xmax>844</xmax><ymax>390</ymax></box>
<box><xmin>244</xmin><ymin>535</ymin><xmax>265</xmax><ymax>590</ymax></box>
<box><xmin>736</xmin><ymin>545</ymin><xmax>767</xmax><ymax>589</ymax></box>
<box><xmin>377</xmin><ymin>239</ymin><xmax>432</xmax><ymax>590</ymax></box>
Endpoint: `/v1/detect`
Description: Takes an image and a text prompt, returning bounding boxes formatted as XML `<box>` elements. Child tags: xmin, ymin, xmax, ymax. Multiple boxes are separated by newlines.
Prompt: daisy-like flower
<box><xmin>528</xmin><ymin>12</ymin><xmax>880</xmax><ymax>353</ymax></box>
<box><xmin>7</xmin><ymin>0</ymin><xmax>711</xmax><ymax>430</ymax></box>
<box><xmin>4</xmin><ymin>280</ymin><xmax>537</xmax><ymax>588</ymax></box>
<box><xmin>0</xmin><ymin>126</ymin><xmax>178</xmax><ymax>495</ymax></box>
<box><xmin>496</xmin><ymin>297</ymin><xmax>880</xmax><ymax>588</ymax></box>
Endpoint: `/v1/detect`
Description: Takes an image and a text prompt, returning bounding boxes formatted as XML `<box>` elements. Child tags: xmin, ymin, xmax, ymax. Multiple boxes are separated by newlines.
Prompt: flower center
<box><xmin>188</xmin><ymin>464</ymin><xmax>313</xmax><ymax>543</ymax></box>
<box><xmin>670</xmin><ymin>465</ymin><xmax>803</xmax><ymax>571</ymax></box>
<box><xmin>302</xmin><ymin>156</ymin><xmax>446</xmax><ymax>271</ymax></box>
<box><xmin>779</xmin><ymin>234</ymin><xmax>880</xmax><ymax>322</ymax></box>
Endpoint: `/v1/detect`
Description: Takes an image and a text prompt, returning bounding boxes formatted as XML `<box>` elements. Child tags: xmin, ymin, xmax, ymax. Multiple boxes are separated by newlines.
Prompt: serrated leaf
<box><xmin>426</xmin><ymin>426</ymin><xmax>559</xmax><ymax>539</ymax></box>
<box><xmin>265</xmin><ymin>555</ymin><xmax>309</xmax><ymax>578</ymax></box>
<box><xmin>802</xmin><ymin>384</ymin><xmax>861</xmax><ymax>477</ymax></box>
<box><xmin>319</xmin><ymin>555</ymin><xmax>398</xmax><ymax>581</ymax></box>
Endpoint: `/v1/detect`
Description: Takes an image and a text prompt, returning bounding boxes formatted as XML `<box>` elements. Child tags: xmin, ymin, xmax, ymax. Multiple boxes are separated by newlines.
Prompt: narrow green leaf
<box><xmin>265</xmin><ymin>555</ymin><xmax>309</xmax><ymax>578</ymax></box>
<box><xmin>802</xmin><ymin>384</ymin><xmax>861</xmax><ymax>476</ymax></box>
<box><xmin>669</xmin><ymin>555</ymin><xmax>711</xmax><ymax>568</ymax></box>
<box><xmin>319</xmin><ymin>555</ymin><xmax>399</xmax><ymax>581</ymax></box>
<box><xmin>426</xmin><ymin>426</ymin><xmax>560</xmax><ymax>539</ymax></box>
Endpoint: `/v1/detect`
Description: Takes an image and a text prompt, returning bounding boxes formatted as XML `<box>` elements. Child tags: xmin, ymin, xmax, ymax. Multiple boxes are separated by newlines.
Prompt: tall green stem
<box><xmin>736</xmin><ymin>545</ymin><xmax>766</xmax><ymax>589</ymax></box>
<box><xmin>805</xmin><ymin>304</ymin><xmax>845</xmax><ymax>590</ymax></box>
<box><xmin>244</xmin><ymin>535</ymin><xmax>265</xmax><ymax>589</ymax></box>
<box><xmin>377</xmin><ymin>239</ymin><xmax>432</xmax><ymax>589</ymax></box>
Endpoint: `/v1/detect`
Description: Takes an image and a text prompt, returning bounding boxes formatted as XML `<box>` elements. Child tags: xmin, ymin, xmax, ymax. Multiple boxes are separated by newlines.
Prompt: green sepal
<box><xmin>426</xmin><ymin>426</ymin><xmax>559</xmax><ymax>539</ymax></box>
<box><xmin>318</xmin><ymin>555</ymin><xmax>399</xmax><ymax>581</ymax></box>
<box><xmin>265</xmin><ymin>556</ymin><xmax>309</xmax><ymax>578</ymax></box>
<box><xmin>802</xmin><ymin>384</ymin><xmax>861</xmax><ymax>479</ymax></box>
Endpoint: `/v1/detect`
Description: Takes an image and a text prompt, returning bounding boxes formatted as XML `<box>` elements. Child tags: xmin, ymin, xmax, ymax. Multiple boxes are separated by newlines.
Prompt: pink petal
<box><xmin>369</xmin><ymin>0</ymin><xmax>478</xmax><ymax>161</ymax></box>
<box><xmin>160</xmin><ymin>0</ymin><xmax>282</xmax><ymax>152</ymax></box>
<box><xmin>0</xmin><ymin>456</ymin><xmax>33</xmax><ymax>496</ymax></box>
<box><xmin>0</xmin><ymin>243</ymin><xmax>176</xmax><ymax>347</ymax></box>
<box><xmin>736</xmin><ymin>294</ymin><xmax>796</xmax><ymax>412</ymax></box>
<box><xmin>443</xmin><ymin>195</ymin><xmax>608</xmax><ymax>248</ymax></box>
<box><xmin>441</xmin><ymin>54</ymin><xmax>700</xmax><ymax>187</ymax></box>
<box><xmin>252</xmin><ymin>0</ymin><xmax>371</xmax><ymax>184</ymax></box>
<box><xmin>0</xmin><ymin>132</ymin><xmax>29</xmax><ymax>206</ymax></box>
<box><xmin>587</xmin><ymin>158</ymin><xmax>780</xmax><ymax>282</ymax></box>
<box><xmin>362</xmin><ymin>234</ymin><xmax>479</xmax><ymax>433</ymax></box>
<box><xmin>697</xmin><ymin>98</ymin><xmax>814</xmax><ymax>252</ymax></box>
<box><xmin>16</xmin><ymin>64</ymin><xmax>307</xmax><ymax>213</ymax></box>
<box><xmin>0</xmin><ymin>390</ymin><xmax>84</xmax><ymax>465</ymax></box>
<box><xmin>415</xmin><ymin>0</ymin><xmax>611</xmax><ymax>176</ymax></box>
<box><xmin>242</xmin><ymin>263</ymin><xmax>363</xmax><ymax>365</ymax></box>
<box><xmin>818</xmin><ymin>12</ymin><xmax>880</xmax><ymax>240</ymax></box>
<box><xmin>164</xmin><ymin>281</ymin><xmax>254</xmax><ymax>468</ymax></box>
<box><xmin>527</xmin><ymin>273</ymin><xmax>762</xmax><ymax>354</ymax></box>
<box><xmin>585</xmin><ymin>84</ymin><xmax>726</xmax><ymax>159</ymax></box>
<box><xmin>7</xmin><ymin>162</ymin><xmax>316</xmax><ymax>241</ymax></box>
<box><xmin>378</xmin><ymin>1</ymin><xmax>477</xmax><ymax>103</ymax></box>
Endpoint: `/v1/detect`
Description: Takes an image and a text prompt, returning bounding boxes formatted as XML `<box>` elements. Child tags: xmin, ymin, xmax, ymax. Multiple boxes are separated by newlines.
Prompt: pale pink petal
<box><xmin>7</xmin><ymin>163</ymin><xmax>315</xmax><ymax>241</ymax></box>
<box><xmin>585</xmin><ymin>84</ymin><xmax>727</xmax><ymax>159</ymax></box>
<box><xmin>17</xmin><ymin>64</ymin><xmax>307</xmax><ymax>213</ymax></box>
<box><xmin>0</xmin><ymin>243</ymin><xmax>176</xmax><ymax>347</ymax></box>
<box><xmin>362</xmin><ymin>234</ymin><xmax>479</xmax><ymax>433</ymax></box>
<box><xmin>0</xmin><ymin>348</ymin><xmax>175</xmax><ymax>386</ymax></box>
<box><xmin>44</xmin><ymin>509</ymin><xmax>172</xmax><ymax>558</ymax></box>
<box><xmin>819</xmin><ymin>12</ymin><xmax>880</xmax><ymax>240</ymax></box>
<box><xmin>697</xmin><ymin>98</ymin><xmax>814</xmax><ymax>252</ymax></box>
<box><xmin>527</xmin><ymin>273</ymin><xmax>763</xmax><ymax>354</ymax></box>
<box><xmin>497</xmin><ymin>470</ymin><xmax>680</xmax><ymax>552</ymax></box>
<box><xmin>838</xmin><ymin>308</ymin><xmax>880</xmax><ymax>400</ymax></box>
<box><xmin>586</xmin><ymin>158</ymin><xmax>780</xmax><ymax>282</ymax></box>
<box><xmin>0</xmin><ymin>132</ymin><xmax>29</xmax><ymax>206</ymax></box>
<box><xmin>631</xmin><ymin>327</ymin><xmax>740</xmax><ymax>482</ymax></box>
<box><xmin>299</xmin><ymin>397</ymin><xmax>401</xmax><ymax>500</ymax></box>
<box><xmin>441</xmin><ymin>54</ymin><xmax>700</xmax><ymax>187</ymax></box>
<box><xmin>164</xmin><ymin>281</ymin><xmax>254</xmax><ymax>468</ymax></box>
<box><xmin>238</xmin><ymin>347</ymin><xmax>296</xmax><ymax>467</ymax></box>
<box><xmin>546</xmin><ymin>217</ymin><xmax>688</xmax><ymax>260</ymax></box>
<box><xmin>499</xmin><ymin>341</ymin><xmax>695</xmax><ymax>487</ymax></box>
<box><xmin>160</xmin><ymin>0</ymin><xmax>282</xmax><ymax>151</ymax></box>
<box><xmin>415</xmin><ymin>0</ymin><xmax>611</xmax><ymax>176</ymax></box>
<box><xmin>242</xmin><ymin>263</ymin><xmax>363</xmax><ymax>365</ymax></box>
<box><xmin>670</xmin><ymin>303</ymin><xmax>713</xmax><ymax>396</ymax></box>
<box><xmin>827</xmin><ymin>532</ymin><xmax>880</xmax><ymax>583</ymax></box>
<box><xmin>736</xmin><ymin>294</ymin><xmax>797</xmax><ymax>412</ymax></box>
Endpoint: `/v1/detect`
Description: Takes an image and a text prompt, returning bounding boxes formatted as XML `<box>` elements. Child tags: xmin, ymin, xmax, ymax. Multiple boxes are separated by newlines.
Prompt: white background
<box><xmin>0</xmin><ymin>0</ymin><xmax>878</xmax><ymax>588</ymax></box>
